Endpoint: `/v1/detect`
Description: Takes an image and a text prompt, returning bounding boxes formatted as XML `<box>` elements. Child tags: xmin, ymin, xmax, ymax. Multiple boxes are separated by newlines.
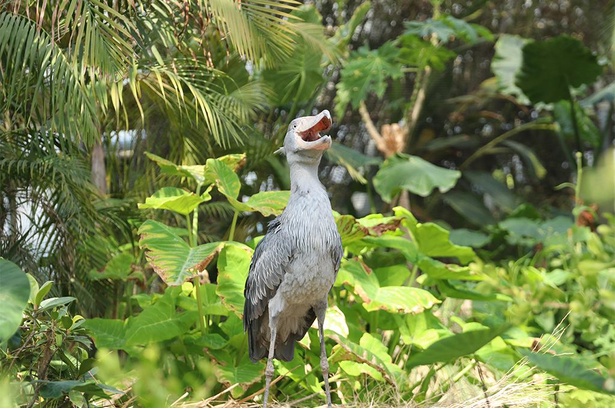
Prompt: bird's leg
<box><xmin>315</xmin><ymin>303</ymin><xmax>332</xmax><ymax>407</ymax></box>
<box><xmin>263</xmin><ymin>316</ymin><xmax>278</xmax><ymax>408</ymax></box>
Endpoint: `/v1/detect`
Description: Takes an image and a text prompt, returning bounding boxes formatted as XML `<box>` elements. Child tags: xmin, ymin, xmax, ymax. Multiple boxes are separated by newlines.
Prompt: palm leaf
<box><xmin>202</xmin><ymin>0</ymin><xmax>300</xmax><ymax>66</ymax></box>
<box><xmin>0</xmin><ymin>12</ymin><xmax>98</xmax><ymax>144</ymax></box>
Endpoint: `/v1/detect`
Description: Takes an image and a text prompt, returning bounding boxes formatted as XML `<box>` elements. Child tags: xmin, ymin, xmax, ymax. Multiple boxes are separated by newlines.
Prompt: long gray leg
<box><xmin>263</xmin><ymin>313</ymin><xmax>278</xmax><ymax>408</ymax></box>
<box><xmin>315</xmin><ymin>302</ymin><xmax>332</xmax><ymax>407</ymax></box>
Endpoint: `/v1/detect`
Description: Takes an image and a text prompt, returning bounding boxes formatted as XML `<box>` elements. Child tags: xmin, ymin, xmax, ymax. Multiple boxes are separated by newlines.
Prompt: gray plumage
<box><xmin>243</xmin><ymin>110</ymin><xmax>343</xmax><ymax>407</ymax></box>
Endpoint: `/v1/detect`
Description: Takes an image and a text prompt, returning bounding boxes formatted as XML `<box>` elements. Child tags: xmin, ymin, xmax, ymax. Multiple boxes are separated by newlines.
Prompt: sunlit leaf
<box><xmin>138</xmin><ymin>220</ymin><xmax>224</xmax><ymax>285</ymax></box>
<box><xmin>216</xmin><ymin>243</ymin><xmax>253</xmax><ymax>317</ymax></box>
<box><xmin>244</xmin><ymin>190</ymin><xmax>290</xmax><ymax>217</ymax></box>
<box><xmin>413</xmin><ymin>222</ymin><xmax>475</xmax><ymax>264</ymax></box>
<box><xmin>330</xmin><ymin>333</ymin><xmax>401</xmax><ymax>385</ymax></box>
<box><xmin>138</xmin><ymin>187</ymin><xmax>212</xmax><ymax>216</ymax></box>
<box><xmin>364</xmin><ymin>286</ymin><xmax>440</xmax><ymax>315</ymax></box>
<box><xmin>206</xmin><ymin>157</ymin><xmax>289</xmax><ymax>216</ymax></box>
<box><xmin>337</xmin><ymin>259</ymin><xmax>440</xmax><ymax>314</ymax></box>
<box><xmin>145</xmin><ymin>152</ymin><xmax>207</xmax><ymax>185</ymax></box>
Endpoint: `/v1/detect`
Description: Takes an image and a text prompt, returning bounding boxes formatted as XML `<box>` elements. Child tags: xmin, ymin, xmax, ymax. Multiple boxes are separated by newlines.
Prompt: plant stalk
<box><xmin>229</xmin><ymin>209</ymin><xmax>239</xmax><ymax>242</ymax></box>
<box><xmin>193</xmin><ymin>277</ymin><xmax>207</xmax><ymax>334</ymax></box>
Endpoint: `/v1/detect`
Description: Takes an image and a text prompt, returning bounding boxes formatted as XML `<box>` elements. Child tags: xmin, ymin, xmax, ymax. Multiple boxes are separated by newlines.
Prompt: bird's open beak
<box><xmin>296</xmin><ymin>110</ymin><xmax>332</xmax><ymax>151</ymax></box>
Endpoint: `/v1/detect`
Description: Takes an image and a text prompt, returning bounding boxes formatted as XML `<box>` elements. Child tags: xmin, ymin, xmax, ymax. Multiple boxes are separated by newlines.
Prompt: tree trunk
<box><xmin>91</xmin><ymin>138</ymin><xmax>107</xmax><ymax>196</ymax></box>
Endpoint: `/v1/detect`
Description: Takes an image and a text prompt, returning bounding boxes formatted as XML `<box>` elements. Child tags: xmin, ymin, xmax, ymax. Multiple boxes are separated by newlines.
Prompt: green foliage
<box><xmin>517</xmin><ymin>36</ymin><xmax>603</xmax><ymax>104</ymax></box>
<box><xmin>139</xmin><ymin>220</ymin><xmax>224</xmax><ymax>285</ymax></box>
<box><xmin>521</xmin><ymin>350</ymin><xmax>615</xmax><ymax>394</ymax></box>
<box><xmin>335</xmin><ymin>42</ymin><xmax>403</xmax><ymax>118</ymax></box>
<box><xmin>0</xmin><ymin>259</ymin><xmax>30</xmax><ymax>344</ymax></box>
<box><xmin>403</xmin><ymin>15</ymin><xmax>493</xmax><ymax>45</ymax></box>
<box><xmin>262</xmin><ymin>5</ymin><xmax>331</xmax><ymax>107</ymax></box>
<box><xmin>491</xmin><ymin>34</ymin><xmax>531</xmax><ymax>104</ymax></box>
<box><xmin>0</xmin><ymin>277</ymin><xmax>115</xmax><ymax>407</ymax></box>
<box><xmin>373</xmin><ymin>153</ymin><xmax>461</xmax><ymax>201</ymax></box>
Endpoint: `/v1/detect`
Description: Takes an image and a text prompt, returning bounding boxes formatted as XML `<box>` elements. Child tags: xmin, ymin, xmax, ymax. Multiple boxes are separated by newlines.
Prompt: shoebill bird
<box><xmin>243</xmin><ymin>110</ymin><xmax>343</xmax><ymax>407</ymax></box>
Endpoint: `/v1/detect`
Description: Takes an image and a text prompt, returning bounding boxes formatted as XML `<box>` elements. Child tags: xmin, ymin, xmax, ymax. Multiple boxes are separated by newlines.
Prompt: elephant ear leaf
<box><xmin>516</xmin><ymin>35</ymin><xmax>602</xmax><ymax>104</ymax></box>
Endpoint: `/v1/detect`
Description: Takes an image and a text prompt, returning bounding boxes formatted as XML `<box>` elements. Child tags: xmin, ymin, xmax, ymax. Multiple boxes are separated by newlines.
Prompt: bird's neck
<box><xmin>289</xmin><ymin>161</ymin><xmax>323</xmax><ymax>194</ymax></box>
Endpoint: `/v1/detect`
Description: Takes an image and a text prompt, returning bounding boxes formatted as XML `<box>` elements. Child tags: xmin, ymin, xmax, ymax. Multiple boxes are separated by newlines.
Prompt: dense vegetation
<box><xmin>1</xmin><ymin>0</ymin><xmax>615</xmax><ymax>407</ymax></box>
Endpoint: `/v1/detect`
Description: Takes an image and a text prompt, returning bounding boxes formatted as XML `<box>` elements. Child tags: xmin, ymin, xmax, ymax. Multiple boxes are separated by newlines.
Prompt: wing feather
<box><xmin>243</xmin><ymin>218</ymin><xmax>292</xmax><ymax>328</ymax></box>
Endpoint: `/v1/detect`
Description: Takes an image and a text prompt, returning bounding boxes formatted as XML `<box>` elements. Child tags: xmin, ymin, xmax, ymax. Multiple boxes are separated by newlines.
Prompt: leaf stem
<box><xmin>567</xmin><ymin>86</ymin><xmax>583</xmax><ymax>162</ymax></box>
<box><xmin>193</xmin><ymin>277</ymin><xmax>206</xmax><ymax>334</ymax></box>
<box><xmin>229</xmin><ymin>209</ymin><xmax>239</xmax><ymax>242</ymax></box>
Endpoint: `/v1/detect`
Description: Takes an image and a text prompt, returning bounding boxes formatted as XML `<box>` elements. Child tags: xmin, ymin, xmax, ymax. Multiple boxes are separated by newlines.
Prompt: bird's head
<box><xmin>277</xmin><ymin>110</ymin><xmax>333</xmax><ymax>164</ymax></box>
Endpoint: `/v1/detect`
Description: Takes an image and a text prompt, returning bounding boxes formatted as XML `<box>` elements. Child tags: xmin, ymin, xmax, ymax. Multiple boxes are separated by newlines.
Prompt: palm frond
<box><xmin>58</xmin><ymin>0</ymin><xmax>135</xmax><ymax>75</ymax></box>
<box><xmin>0</xmin><ymin>12</ymin><xmax>98</xmax><ymax>144</ymax></box>
<box><xmin>137</xmin><ymin>58</ymin><xmax>267</xmax><ymax>147</ymax></box>
<box><xmin>202</xmin><ymin>0</ymin><xmax>301</xmax><ymax>67</ymax></box>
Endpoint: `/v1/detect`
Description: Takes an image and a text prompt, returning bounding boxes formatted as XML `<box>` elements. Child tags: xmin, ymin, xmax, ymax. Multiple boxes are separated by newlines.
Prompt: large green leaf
<box><xmin>205</xmin><ymin>158</ymin><xmax>241</xmax><ymax>199</ymax></box>
<box><xmin>145</xmin><ymin>152</ymin><xmax>246</xmax><ymax>186</ymax></box>
<box><xmin>521</xmin><ymin>350</ymin><xmax>615</xmax><ymax>394</ymax></box>
<box><xmin>413</xmin><ymin>222</ymin><xmax>475</xmax><ymax>264</ymax></box>
<box><xmin>83</xmin><ymin>318</ymin><xmax>127</xmax><ymax>350</ymax></box>
<box><xmin>491</xmin><ymin>34</ymin><xmax>530</xmax><ymax>104</ymax></box>
<box><xmin>138</xmin><ymin>220</ymin><xmax>224</xmax><ymax>285</ymax></box>
<box><xmin>363</xmin><ymin>286</ymin><xmax>440</xmax><ymax>314</ymax></box>
<box><xmin>125</xmin><ymin>293</ymin><xmax>194</xmax><ymax>346</ymax></box>
<box><xmin>406</xmin><ymin>326</ymin><xmax>507</xmax><ymax>368</ymax></box>
<box><xmin>516</xmin><ymin>35</ymin><xmax>603</xmax><ymax>104</ymax></box>
<box><xmin>138</xmin><ymin>187</ymin><xmax>212</xmax><ymax>216</ymax></box>
<box><xmin>374</xmin><ymin>153</ymin><xmax>461</xmax><ymax>201</ymax></box>
<box><xmin>337</xmin><ymin>259</ymin><xmax>440</xmax><ymax>315</ymax></box>
<box><xmin>0</xmin><ymin>259</ymin><xmax>30</xmax><ymax>344</ymax></box>
<box><xmin>216</xmin><ymin>243</ymin><xmax>253</xmax><ymax>317</ymax></box>
<box><xmin>206</xmin><ymin>158</ymin><xmax>289</xmax><ymax>216</ymax></box>
<box><xmin>243</xmin><ymin>190</ymin><xmax>290</xmax><ymax>217</ymax></box>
